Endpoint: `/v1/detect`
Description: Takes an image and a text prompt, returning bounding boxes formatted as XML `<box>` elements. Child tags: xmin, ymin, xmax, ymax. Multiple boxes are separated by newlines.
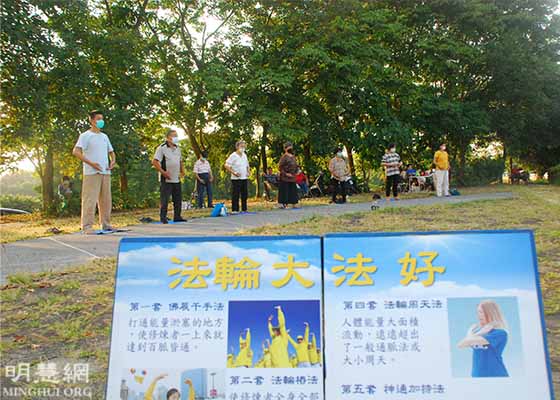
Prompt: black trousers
<box><xmin>231</xmin><ymin>179</ymin><xmax>248</xmax><ymax>212</ymax></box>
<box><xmin>385</xmin><ymin>174</ymin><xmax>399</xmax><ymax>197</ymax></box>
<box><xmin>278</xmin><ymin>181</ymin><xmax>299</xmax><ymax>205</ymax></box>
<box><xmin>160</xmin><ymin>181</ymin><xmax>182</xmax><ymax>221</ymax></box>
<box><xmin>331</xmin><ymin>178</ymin><xmax>347</xmax><ymax>203</ymax></box>
<box><xmin>196</xmin><ymin>173</ymin><xmax>213</xmax><ymax>208</ymax></box>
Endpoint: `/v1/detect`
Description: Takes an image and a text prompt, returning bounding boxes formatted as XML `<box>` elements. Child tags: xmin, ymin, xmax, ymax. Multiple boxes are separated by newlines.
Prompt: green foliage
<box><xmin>1</xmin><ymin>0</ymin><xmax>559</xmax><ymax>214</ymax></box>
<box><xmin>0</xmin><ymin>194</ymin><xmax>41</xmax><ymax>212</ymax></box>
<box><xmin>457</xmin><ymin>157</ymin><xmax>505</xmax><ymax>187</ymax></box>
<box><xmin>549</xmin><ymin>165</ymin><xmax>560</xmax><ymax>186</ymax></box>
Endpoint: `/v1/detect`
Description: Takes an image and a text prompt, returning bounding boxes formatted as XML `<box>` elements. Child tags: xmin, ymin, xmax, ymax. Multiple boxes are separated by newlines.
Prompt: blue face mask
<box><xmin>96</xmin><ymin>120</ymin><xmax>105</xmax><ymax>129</ymax></box>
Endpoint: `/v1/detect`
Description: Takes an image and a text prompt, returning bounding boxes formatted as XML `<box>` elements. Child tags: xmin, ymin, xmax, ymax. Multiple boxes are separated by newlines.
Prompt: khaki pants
<box><xmin>435</xmin><ymin>169</ymin><xmax>449</xmax><ymax>197</ymax></box>
<box><xmin>81</xmin><ymin>174</ymin><xmax>112</xmax><ymax>232</ymax></box>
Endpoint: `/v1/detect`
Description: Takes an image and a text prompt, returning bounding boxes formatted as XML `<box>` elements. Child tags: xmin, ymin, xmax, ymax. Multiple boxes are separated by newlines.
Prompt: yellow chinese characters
<box><xmin>167</xmin><ymin>254</ymin><xmax>315</xmax><ymax>289</ymax></box>
<box><xmin>331</xmin><ymin>252</ymin><xmax>377</xmax><ymax>286</ymax></box>
<box><xmin>168</xmin><ymin>256</ymin><xmax>212</xmax><ymax>289</ymax></box>
<box><xmin>272</xmin><ymin>255</ymin><xmax>314</xmax><ymax>288</ymax></box>
<box><xmin>214</xmin><ymin>256</ymin><xmax>262</xmax><ymax>290</ymax></box>
<box><xmin>399</xmin><ymin>251</ymin><xmax>446</xmax><ymax>287</ymax></box>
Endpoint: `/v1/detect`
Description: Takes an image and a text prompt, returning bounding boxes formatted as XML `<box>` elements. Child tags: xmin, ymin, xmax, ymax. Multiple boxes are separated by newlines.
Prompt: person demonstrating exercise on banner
<box><xmin>457</xmin><ymin>300</ymin><xmax>509</xmax><ymax>378</ymax></box>
<box><xmin>184</xmin><ymin>378</ymin><xmax>196</xmax><ymax>400</ymax></box>
<box><xmin>308</xmin><ymin>332</ymin><xmax>320</xmax><ymax>367</ymax></box>
<box><xmin>268</xmin><ymin>305</ymin><xmax>292</xmax><ymax>367</ymax></box>
<box><xmin>288</xmin><ymin>321</ymin><xmax>311</xmax><ymax>367</ymax></box>
<box><xmin>144</xmin><ymin>373</ymin><xmax>181</xmax><ymax>400</ymax></box>
<box><xmin>235</xmin><ymin>328</ymin><xmax>253</xmax><ymax>367</ymax></box>
<box><xmin>263</xmin><ymin>340</ymin><xmax>272</xmax><ymax>368</ymax></box>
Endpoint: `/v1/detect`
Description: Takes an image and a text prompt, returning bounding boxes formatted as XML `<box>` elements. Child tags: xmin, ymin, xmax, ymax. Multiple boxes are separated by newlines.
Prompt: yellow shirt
<box><xmin>308</xmin><ymin>335</ymin><xmax>319</xmax><ymax>364</ymax></box>
<box><xmin>268</xmin><ymin>308</ymin><xmax>292</xmax><ymax>367</ymax></box>
<box><xmin>144</xmin><ymin>380</ymin><xmax>157</xmax><ymax>400</ymax></box>
<box><xmin>187</xmin><ymin>382</ymin><xmax>195</xmax><ymax>400</ymax></box>
<box><xmin>235</xmin><ymin>330</ymin><xmax>252</xmax><ymax>367</ymax></box>
<box><xmin>263</xmin><ymin>351</ymin><xmax>272</xmax><ymax>368</ymax></box>
<box><xmin>288</xmin><ymin>325</ymin><xmax>310</xmax><ymax>364</ymax></box>
<box><xmin>434</xmin><ymin>150</ymin><xmax>449</xmax><ymax>170</ymax></box>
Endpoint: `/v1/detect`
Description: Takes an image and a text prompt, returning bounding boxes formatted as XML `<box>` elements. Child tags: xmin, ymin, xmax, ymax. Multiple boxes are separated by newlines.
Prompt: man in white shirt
<box><xmin>152</xmin><ymin>130</ymin><xmax>186</xmax><ymax>224</ymax></box>
<box><xmin>193</xmin><ymin>150</ymin><xmax>213</xmax><ymax>208</ymax></box>
<box><xmin>224</xmin><ymin>140</ymin><xmax>250</xmax><ymax>213</ymax></box>
<box><xmin>72</xmin><ymin>110</ymin><xmax>116</xmax><ymax>234</ymax></box>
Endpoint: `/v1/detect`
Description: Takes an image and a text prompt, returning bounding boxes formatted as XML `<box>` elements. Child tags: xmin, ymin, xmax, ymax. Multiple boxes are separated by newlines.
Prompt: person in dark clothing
<box><xmin>278</xmin><ymin>142</ymin><xmax>299</xmax><ymax>208</ymax></box>
<box><xmin>193</xmin><ymin>150</ymin><xmax>213</xmax><ymax>208</ymax></box>
<box><xmin>381</xmin><ymin>143</ymin><xmax>402</xmax><ymax>202</ymax></box>
<box><xmin>152</xmin><ymin>129</ymin><xmax>187</xmax><ymax>223</ymax></box>
<box><xmin>224</xmin><ymin>140</ymin><xmax>250</xmax><ymax>214</ymax></box>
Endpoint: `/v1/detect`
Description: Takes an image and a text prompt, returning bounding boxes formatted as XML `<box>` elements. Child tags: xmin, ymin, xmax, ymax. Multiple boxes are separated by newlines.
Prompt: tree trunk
<box><xmin>181</xmin><ymin>123</ymin><xmax>202</xmax><ymax>157</ymax></box>
<box><xmin>41</xmin><ymin>147</ymin><xmax>54</xmax><ymax>213</ymax></box>
<box><xmin>303</xmin><ymin>137</ymin><xmax>312</xmax><ymax>174</ymax></box>
<box><xmin>345</xmin><ymin>144</ymin><xmax>355</xmax><ymax>176</ymax></box>
<box><xmin>261</xmin><ymin>122</ymin><xmax>269</xmax><ymax>173</ymax></box>
<box><xmin>255</xmin><ymin>159</ymin><xmax>261</xmax><ymax>200</ymax></box>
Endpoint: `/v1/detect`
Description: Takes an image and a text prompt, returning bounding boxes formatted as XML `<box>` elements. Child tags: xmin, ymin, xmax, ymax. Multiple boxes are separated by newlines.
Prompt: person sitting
<box><xmin>295</xmin><ymin>168</ymin><xmax>309</xmax><ymax>197</ymax></box>
<box><xmin>405</xmin><ymin>164</ymin><xmax>417</xmax><ymax>176</ymax></box>
<box><xmin>510</xmin><ymin>165</ymin><xmax>529</xmax><ymax>184</ymax></box>
<box><xmin>262</xmin><ymin>167</ymin><xmax>279</xmax><ymax>202</ymax></box>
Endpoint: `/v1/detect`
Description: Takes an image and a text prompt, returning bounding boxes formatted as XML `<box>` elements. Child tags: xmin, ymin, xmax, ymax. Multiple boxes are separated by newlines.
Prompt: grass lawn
<box><xmin>0</xmin><ymin>184</ymin><xmax>558</xmax><ymax>398</ymax></box>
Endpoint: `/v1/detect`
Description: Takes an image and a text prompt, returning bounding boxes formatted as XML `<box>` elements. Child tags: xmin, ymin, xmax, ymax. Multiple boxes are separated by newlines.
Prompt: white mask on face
<box><xmin>239</xmin><ymin>147</ymin><xmax>246</xmax><ymax>154</ymax></box>
<box><xmin>336</xmin><ymin>152</ymin><xmax>343</xmax><ymax>158</ymax></box>
<box><xmin>171</xmin><ymin>137</ymin><xmax>179</xmax><ymax>145</ymax></box>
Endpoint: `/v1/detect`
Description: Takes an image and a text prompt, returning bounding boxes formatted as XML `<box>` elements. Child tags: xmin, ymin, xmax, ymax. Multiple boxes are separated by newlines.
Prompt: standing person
<box><xmin>152</xmin><ymin>129</ymin><xmax>186</xmax><ymax>224</ymax></box>
<box><xmin>433</xmin><ymin>143</ymin><xmax>450</xmax><ymax>197</ymax></box>
<box><xmin>224</xmin><ymin>140</ymin><xmax>250</xmax><ymax>214</ymax></box>
<box><xmin>268</xmin><ymin>305</ymin><xmax>291</xmax><ymax>368</ymax></box>
<box><xmin>328</xmin><ymin>147</ymin><xmax>350</xmax><ymax>204</ymax></box>
<box><xmin>193</xmin><ymin>150</ymin><xmax>213</xmax><ymax>208</ymax></box>
<box><xmin>73</xmin><ymin>110</ymin><xmax>116</xmax><ymax>234</ymax></box>
<box><xmin>308</xmin><ymin>333</ymin><xmax>320</xmax><ymax>367</ymax></box>
<box><xmin>235</xmin><ymin>328</ymin><xmax>253</xmax><ymax>368</ymax></box>
<box><xmin>381</xmin><ymin>143</ymin><xmax>402</xmax><ymax>202</ymax></box>
<box><xmin>288</xmin><ymin>322</ymin><xmax>311</xmax><ymax>367</ymax></box>
<box><xmin>278</xmin><ymin>142</ymin><xmax>299</xmax><ymax>208</ymax></box>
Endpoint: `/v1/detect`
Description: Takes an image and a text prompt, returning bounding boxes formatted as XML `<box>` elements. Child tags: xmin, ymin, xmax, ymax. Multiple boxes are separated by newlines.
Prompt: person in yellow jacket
<box><xmin>433</xmin><ymin>143</ymin><xmax>450</xmax><ymax>197</ymax></box>
<box><xmin>288</xmin><ymin>321</ymin><xmax>312</xmax><ymax>367</ymax></box>
<box><xmin>262</xmin><ymin>340</ymin><xmax>273</xmax><ymax>368</ymax></box>
<box><xmin>184</xmin><ymin>379</ymin><xmax>195</xmax><ymax>400</ymax></box>
<box><xmin>308</xmin><ymin>332</ymin><xmax>320</xmax><ymax>366</ymax></box>
<box><xmin>268</xmin><ymin>305</ymin><xmax>292</xmax><ymax>367</ymax></box>
<box><xmin>144</xmin><ymin>373</ymin><xmax>182</xmax><ymax>400</ymax></box>
<box><xmin>227</xmin><ymin>352</ymin><xmax>234</xmax><ymax>368</ymax></box>
<box><xmin>290</xmin><ymin>355</ymin><xmax>298</xmax><ymax>368</ymax></box>
<box><xmin>235</xmin><ymin>328</ymin><xmax>253</xmax><ymax>367</ymax></box>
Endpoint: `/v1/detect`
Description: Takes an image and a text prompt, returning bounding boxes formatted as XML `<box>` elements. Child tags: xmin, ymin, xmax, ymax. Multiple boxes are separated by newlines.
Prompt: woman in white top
<box><xmin>224</xmin><ymin>140</ymin><xmax>250</xmax><ymax>213</ymax></box>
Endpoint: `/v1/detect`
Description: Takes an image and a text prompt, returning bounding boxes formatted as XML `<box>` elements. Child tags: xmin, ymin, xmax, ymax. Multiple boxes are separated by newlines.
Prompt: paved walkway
<box><xmin>0</xmin><ymin>192</ymin><xmax>513</xmax><ymax>282</ymax></box>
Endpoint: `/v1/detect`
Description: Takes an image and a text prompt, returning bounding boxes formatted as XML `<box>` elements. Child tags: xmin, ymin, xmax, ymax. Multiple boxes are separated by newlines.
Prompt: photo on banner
<box><xmin>105</xmin><ymin>235</ymin><xmax>324</xmax><ymax>400</ymax></box>
<box><xmin>323</xmin><ymin>230</ymin><xmax>554</xmax><ymax>400</ymax></box>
